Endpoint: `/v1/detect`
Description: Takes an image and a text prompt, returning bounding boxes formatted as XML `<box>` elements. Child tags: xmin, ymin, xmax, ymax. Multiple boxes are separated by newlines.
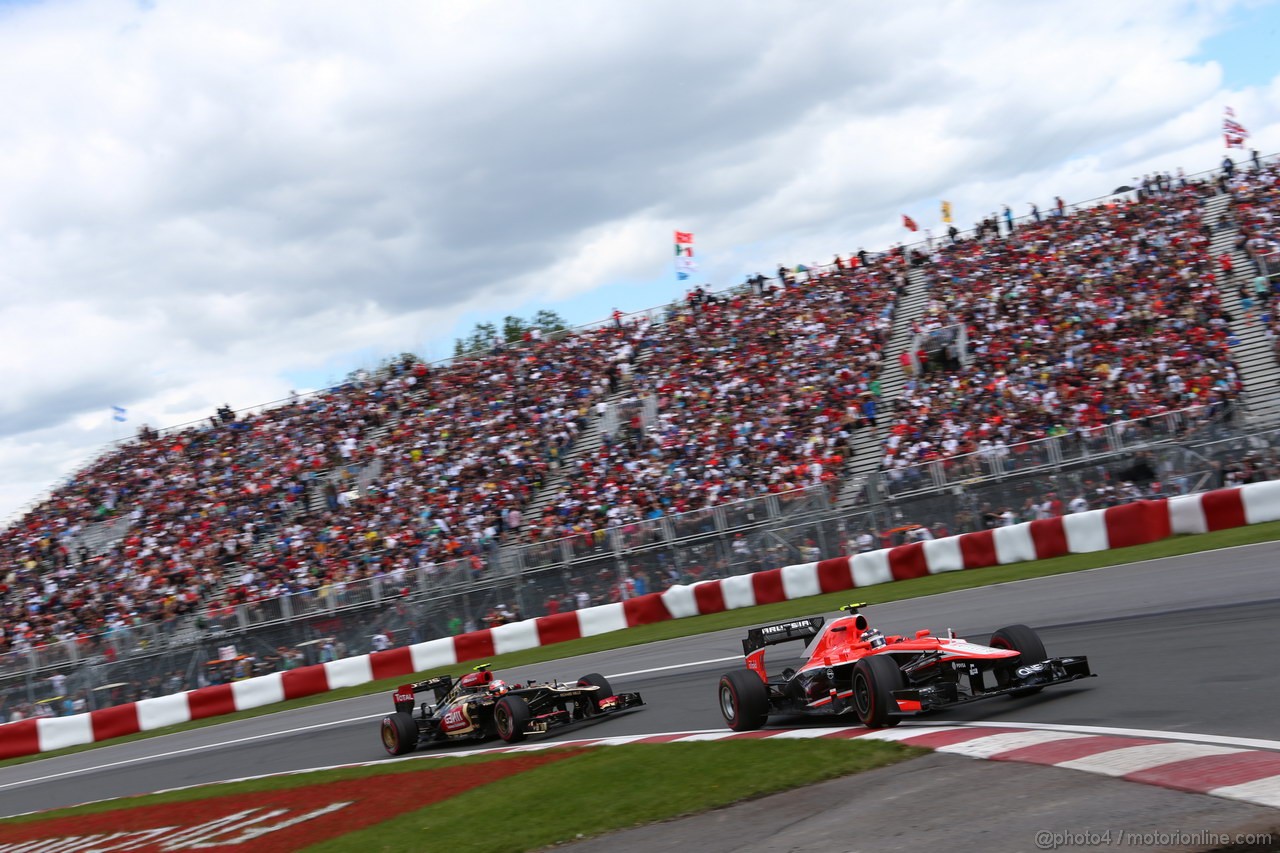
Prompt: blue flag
<box><xmin>112</xmin><ymin>406</ymin><xmax>127</xmax><ymax>422</ymax></box>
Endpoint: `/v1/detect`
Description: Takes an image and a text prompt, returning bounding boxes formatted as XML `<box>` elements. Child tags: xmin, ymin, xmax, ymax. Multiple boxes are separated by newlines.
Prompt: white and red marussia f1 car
<box><xmin>718</xmin><ymin>603</ymin><xmax>1093</xmax><ymax>731</ymax></box>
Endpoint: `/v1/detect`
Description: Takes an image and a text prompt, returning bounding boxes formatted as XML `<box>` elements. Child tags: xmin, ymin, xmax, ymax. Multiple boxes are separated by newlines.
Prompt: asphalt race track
<box><xmin>1</xmin><ymin>542</ymin><xmax>1277</xmax><ymax>819</ymax></box>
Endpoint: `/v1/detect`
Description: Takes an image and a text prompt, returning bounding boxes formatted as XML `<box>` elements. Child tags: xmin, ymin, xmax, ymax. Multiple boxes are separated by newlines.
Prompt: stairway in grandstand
<box><xmin>489</xmin><ymin>363</ymin><xmax>647</xmax><ymax>575</ymax></box>
<box><xmin>834</xmin><ymin>264</ymin><xmax>931</xmax><ymax>514</ymax></box>
<box><xmin>1203</xmin><ymin>192</ymin><xmax>1280</xmax><ymax>426</ymax></box>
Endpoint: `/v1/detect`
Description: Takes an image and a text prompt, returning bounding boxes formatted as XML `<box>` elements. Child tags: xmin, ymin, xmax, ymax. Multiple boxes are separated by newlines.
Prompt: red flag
<box><xmin>902</xmin><ymin>215</ymin><xmax>918</xmax><ymax>232</ymax></box>
<box><xmin>675</xmin><ymin>231</ymin><xmax>693</xmax><ymax>244</ymax></box>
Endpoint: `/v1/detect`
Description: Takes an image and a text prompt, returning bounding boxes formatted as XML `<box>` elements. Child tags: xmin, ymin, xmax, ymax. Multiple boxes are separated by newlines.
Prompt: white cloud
<box><xmin>1</xmin><ymin>0</ymin><xmax>1276</xmax><ymax>521</ymax></box>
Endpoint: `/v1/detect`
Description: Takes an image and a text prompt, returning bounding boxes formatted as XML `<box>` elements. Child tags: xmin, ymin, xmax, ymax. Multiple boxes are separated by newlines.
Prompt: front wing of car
<box><xmin>890</xmin><ymin>655</ymin><xmax>1094</xmax><ymax>716</ymax></box>
<box><xmin>515</xmin><ymin>689</ymin><xmax>646</xmax><ymax>738</ymax></box>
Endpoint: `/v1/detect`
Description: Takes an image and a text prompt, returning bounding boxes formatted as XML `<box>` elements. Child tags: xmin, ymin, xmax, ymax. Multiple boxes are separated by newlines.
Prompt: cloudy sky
<box><xmin>2</xmin><ymin>0</ymin><xmax>1279</xmax><ymax>522</ymax></box>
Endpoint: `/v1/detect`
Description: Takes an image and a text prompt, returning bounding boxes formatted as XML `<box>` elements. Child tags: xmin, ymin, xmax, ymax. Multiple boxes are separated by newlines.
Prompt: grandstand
<box><xmin>3</xmin><ymin>156</ymin><xmax>1280</xmax><ymax>721</ymax></box>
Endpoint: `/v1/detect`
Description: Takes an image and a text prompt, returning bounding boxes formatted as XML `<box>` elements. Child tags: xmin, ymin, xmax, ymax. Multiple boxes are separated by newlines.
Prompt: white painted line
<box><xmin>1055</xmin><ymin>743</ymin><xmax>1246</xmax><ymax>777</ymax></box>
<box><xmin>604</xmin><ymin>656</ymin><xmax>741</xmax><ymax>679</ymax></box>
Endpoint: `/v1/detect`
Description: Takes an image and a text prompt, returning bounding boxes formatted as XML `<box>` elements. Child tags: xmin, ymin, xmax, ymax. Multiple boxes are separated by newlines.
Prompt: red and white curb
<box><xmin>10</xmin><ymin>723</ymin><xmax>1280</xmax><ymax>820</ymax></box>
<box><xmin>367</xmin><ymin>722</ymin><xmax>1280</xmax><ymax>811</ymax></box>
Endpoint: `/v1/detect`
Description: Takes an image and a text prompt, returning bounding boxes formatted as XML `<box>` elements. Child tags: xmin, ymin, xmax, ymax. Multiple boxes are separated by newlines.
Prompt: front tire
<box><xmin>494</xmin><ymin>695</ymin><xmax>531</xmax><ymax>743</ymax></box>
<box><xmin>577</xmin><ymin>672</ymin><xmax>613</xmax><ymax>715</ymax></box>
<box><xmin>718</xmin><ymin>669</ymin><xmax>770</xmax><ymax>731</ymax></box>
<box><xmin>990</xmin><ymin>624</ymin><xmax>1047</xmax><ymax>697</ymax></box>
<box><xmin>852</xmin><ymin>656</ymin><xmax>905</xmax><ymax>728</ymax></box>
<box><xmin>380</xmin><ymin>711</ymin><xmax>419</xmax><ymax>756</ymax></box>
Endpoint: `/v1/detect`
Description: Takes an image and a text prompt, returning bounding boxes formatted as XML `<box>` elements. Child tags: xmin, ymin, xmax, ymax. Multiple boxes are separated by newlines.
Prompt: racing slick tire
<box><xmin>577</xmin><ymin>672</ymin><xmax>613</xmax><ymax>715</ymax></box>
<box><xmin>990</xmin><ymin>624</ymin><xmax>1048</xmax><ymax>697</ymax></box>
<box><xmin>718</xmin><ymin>669</ymin><xmax>770</xmax><ymax>732</ymax></box>
<box><xmin>494</xmin><ymin>694</ymin><xmax>532</xmax><ymax>743</ymax></box>
<box><xmin>380</xmin><ymin>711</ymin><xmax>419</xmax><ymax>756</ymax></box>
<box><xmin>852</xmin><ymin>655</ymin><xmax>905</xmax><ymax>729</ymax></box>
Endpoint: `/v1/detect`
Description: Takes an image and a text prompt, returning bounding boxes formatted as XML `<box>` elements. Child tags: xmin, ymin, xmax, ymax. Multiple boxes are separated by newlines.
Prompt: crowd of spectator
<box><xmin>522</xmin><ymin>258</ymin><xmax>906</xmax><ymax>555</ymax></box>
<box><xmin>1218</xmin><ymin>156</ymin><xmax>1280</xmax><ymax>361</ymax></box>
<box><xmin>881</xmin><ymin>170</ymin><xmax>1244</xmax><ymax>486</ymax></box>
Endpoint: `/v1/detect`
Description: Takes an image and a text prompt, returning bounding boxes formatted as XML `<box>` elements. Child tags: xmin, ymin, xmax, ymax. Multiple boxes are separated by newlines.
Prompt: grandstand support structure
<box><xmin>1204</xmin><ymin>192</ymin><xmax>1280</xmax><ymax>426</ymax></box>
<box><xmin>836</xmin><ymin>263</ymin><xmax>931</xmax><ymax>514</ymax></box>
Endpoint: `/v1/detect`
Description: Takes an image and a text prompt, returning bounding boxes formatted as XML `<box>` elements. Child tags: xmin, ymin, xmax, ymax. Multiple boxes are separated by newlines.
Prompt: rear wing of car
<box><xmin>393</xmin><ymin>674</ymin><xmax>454</xmax><ymax>713</ymax></box>
<box><xmin>743</xmin><ymin>616</ymin><xmax>825</xmax><ymax>656</ymax></box>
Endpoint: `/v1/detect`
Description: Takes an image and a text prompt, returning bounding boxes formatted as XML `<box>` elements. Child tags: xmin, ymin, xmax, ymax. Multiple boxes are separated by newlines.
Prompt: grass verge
<box><xmin>0</xmin><ymin>740</ymin><xmax>921</xmax><ymax>852</ymax></box>
<box><xmin>4</xmin><ymin>520</ymin><xmax>1278</xmax><ymax>768</ymax></box>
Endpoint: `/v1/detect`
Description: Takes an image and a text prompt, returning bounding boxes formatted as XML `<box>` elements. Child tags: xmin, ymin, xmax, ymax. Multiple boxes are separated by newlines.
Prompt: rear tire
<box><xmin>380</xmin><ymin>711</ymin><xmax>419</xmax><ymax>756</ymax></box>
<box><xmin>577</xmin><ymin>672</ymin><xmax>612</xmax><ymax>715</ymax></box>
<box><xmin>990</xmin><ymin>624</ymin><xmax>1047</xmax><ymax>697</ymax></box>
<box><xmin>718</xmin><ymin>669</ymin><xmax>769</xmax><ymax>732</ymax></box>
<box><xmin>493</xmin><ymin>695</ymin><xmax>531</xmax><ymax>743</ymax></box>
<box><xmin>852</xmin><ymin>656</ymin><xmax>905</xmax><ymax>729</ymax></box>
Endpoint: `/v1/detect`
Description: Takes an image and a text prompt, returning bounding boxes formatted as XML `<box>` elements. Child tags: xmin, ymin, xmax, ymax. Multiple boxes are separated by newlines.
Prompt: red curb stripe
<box><xmin>986</xmin><ymin>735</ymin><xmax>1167</xmax><ymax>764</ymax></box>
<box><xmin>1122</xmin><ymin>751</ymin><xmax>1280</xmax><ymax>792</ymax></box>
<box><xmin>888</xmin><ymin>542</ymin><xmax>929</xmax><ymax>581</ymax></box>
<box><xmin>187</xmin><ymin>684</ymin><xmax>236</xmax><ymax>720</ymax></box>
<box><xmin>1202</xmin><ymin>488</ymin><xmax>1248</xmax><ymax>532</ymax></box>
<box><xmin>370</xmin><ymin>647</ymin><xmax>415</xmax><ymax>681</ymax></box>
<box><xmin>622</xmin><ymin>593</ymin><xmax>671</xmax><ymax>627</ymax></box>
<box><xmin>535</xmin><ymin>611</ymin><xmax>583</xmax><ymax>646</ymax></box>
<box><xmin>1029</xmin><ymin>518</ymin><xmax>1068</xmax><ymax>560</ymax></box>
<box><xmin>751</xmin><ymin>569</ymin><xmax>787</xmax><ymax>605</ymax></box>
<box><xmin>0</xmin><ymin>719</ymin><xmax>38</xmax><ymax>760</ymax></box>
<box><xmin>90</xmin><ymin>704</ymin><xmax>141</xmax><ymax>742</ymax></box>
<box><xmin>1104</xmin><ymin>501</ymin><xmax>1165</xmax><ymax>548</ymax></box>
<box><xmin>816</xmin><ymin>557</ymin><xmax>854</xmax><ymax>593</ymax></box>
<box><xmin>453</xmin><ymin>628</ymin><xmax>496</xmax><ymax>663</ymax></box>
<box><xmin>959</xmin><ymin>530</ymin><xmax>997</xmax><ymax>569</ymax></box>
<box><xmin>892</xmin><ymin>728</ymin><xmax>1007</xmax><ymax>749</ymax></box>
<box><xmin>282</xmin><ymin>664</ymin><xmax>330</xmax><ymax>701</ymax></box>
<box><xmin>693</xmin><ymin>580</ymin><xmax>727</xmax><ymax>615</ymax></box>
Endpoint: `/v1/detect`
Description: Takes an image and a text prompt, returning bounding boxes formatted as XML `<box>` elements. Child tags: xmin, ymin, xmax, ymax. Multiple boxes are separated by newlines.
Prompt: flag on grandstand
<box><xmin>674</xmin><ymin>230</ymin><xmax>697</xmax><ymax>280</ymax></box>
<box><xmin>1224</xmin><ymin>106</ymin><xmax>1249</xmax><ymax>149</ymax></box>
<box><xmin>111</xmin><ymin>405</ymin><xmax>127</xmax><ymax>422</ymax></box>
<box><xmin>902</xmin><ymin>214</ymin><xmax>919</xmax><ymax>232</ymax></box>
<box><xmin>940</xmin><ymin>201</ymin><xmax>953</xmax><ymax>224</ymax></box>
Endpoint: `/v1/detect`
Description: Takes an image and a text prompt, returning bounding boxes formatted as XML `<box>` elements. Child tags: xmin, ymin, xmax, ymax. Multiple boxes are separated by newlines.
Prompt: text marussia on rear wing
<box><xmin>743</xmin><ymin>617</ymin><xmax>825</xmax><ymax>655</ymax></box>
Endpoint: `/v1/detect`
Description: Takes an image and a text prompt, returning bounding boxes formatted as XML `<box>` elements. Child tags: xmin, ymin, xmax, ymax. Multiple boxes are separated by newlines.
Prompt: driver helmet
<box><xmin>860</xmin><ymin>628</ymin><xmax>887</xmax><ymax>649</ymax></box>
<box><xmin>488</xmin><ymin>679</ymin><xmax>509</xmax><ymax>697</ymax></box>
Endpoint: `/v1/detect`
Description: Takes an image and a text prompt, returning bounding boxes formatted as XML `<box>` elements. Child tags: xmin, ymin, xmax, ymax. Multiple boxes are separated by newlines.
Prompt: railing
<box><xmin>1257</xmin><ymin>249</ymin><xmax>1280</xmax><ymax>282</ymax></box>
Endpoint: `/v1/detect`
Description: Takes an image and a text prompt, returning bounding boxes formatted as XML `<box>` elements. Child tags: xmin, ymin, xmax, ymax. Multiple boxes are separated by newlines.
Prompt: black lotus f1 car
<box><xmin>380</xmin><ymin>664</ymin><xmax>644</xmax><ymax>755</ymax></box>
<box><xmin>718</xmin><ymin>603</ymin><xmax>1094</xmax><ymax>731</ymax></box>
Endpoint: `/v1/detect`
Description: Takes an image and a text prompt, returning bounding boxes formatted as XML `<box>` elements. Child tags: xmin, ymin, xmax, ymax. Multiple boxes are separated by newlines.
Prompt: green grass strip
<box><xmin>303</xmin><ymin>740</ymin><xmax>921</xmax><ymax>853</ymax></box>
<box><xmin>4</xmin><ymin>520</ymin><xmax>1278</xmax><ymax>768</ymax></box>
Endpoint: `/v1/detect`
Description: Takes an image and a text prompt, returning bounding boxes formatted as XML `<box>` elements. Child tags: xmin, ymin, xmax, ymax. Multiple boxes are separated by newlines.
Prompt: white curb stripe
<box><xmin>1055</xmin><ymin>743</ymin><xmax>1247</xmax><ymax>777</ymax></box>
<box><xmin>1209</xmin><ymin>775</ymin><xmax>1280</xmax><ymax>809</ymax></box>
